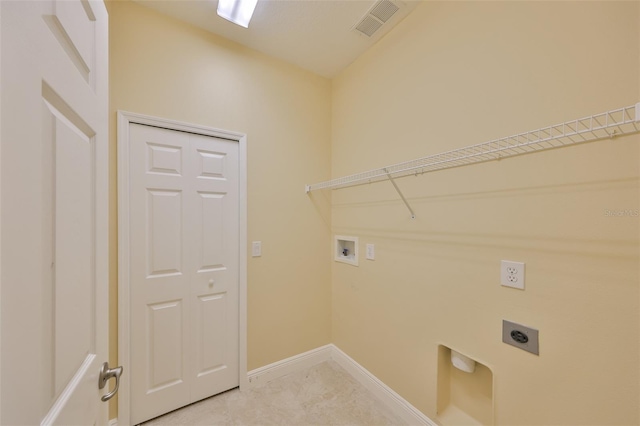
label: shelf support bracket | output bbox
[383,168,416,219]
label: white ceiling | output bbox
[133,0,420,78]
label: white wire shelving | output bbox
[305,103,640,218]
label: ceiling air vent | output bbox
[356,16,383,37]
[354,0,401,37]
[370,0,399,23]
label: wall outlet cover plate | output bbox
[502,320,539,355]
[366,244,375,260]
[252,241,261,257]
[501,260,525,290]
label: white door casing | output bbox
[0,1,109,425]
[118,112,248,425]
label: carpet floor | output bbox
[140,360,405,426]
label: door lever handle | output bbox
[98,361,123,402]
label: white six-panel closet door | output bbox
[129,123,239,424]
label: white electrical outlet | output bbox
[366,244,375,260]
[501,260,525,290]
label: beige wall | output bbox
[331,1,639,425]
[108,0,332,417]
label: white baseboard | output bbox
[108,418,118,426]
[246,344,332,388]
[330,345,436,426]
[245,343,436,426]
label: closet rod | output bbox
[305,103,640,194]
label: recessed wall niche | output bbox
[437,345,494,425]
[334,235,358,266]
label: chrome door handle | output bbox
[98,361,123,402]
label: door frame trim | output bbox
[116,111,248,425]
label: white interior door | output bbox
[0,0,110,425]
[128,123,239,424]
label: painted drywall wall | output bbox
[331,1,639,425]
[108,0,332,418]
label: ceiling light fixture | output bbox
[217,0,258,28]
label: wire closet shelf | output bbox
[305,103,640,195]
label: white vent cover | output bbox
[354,0,401,37]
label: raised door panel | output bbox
[51,0,95,85]
[197,149,226,180]
[195,294,228,377]
[147,189,183,277]
[147,301,184,392]
[195,192,226,273]
[38,88,101,423]
[148,143,182,176]
[51,109,95,399]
